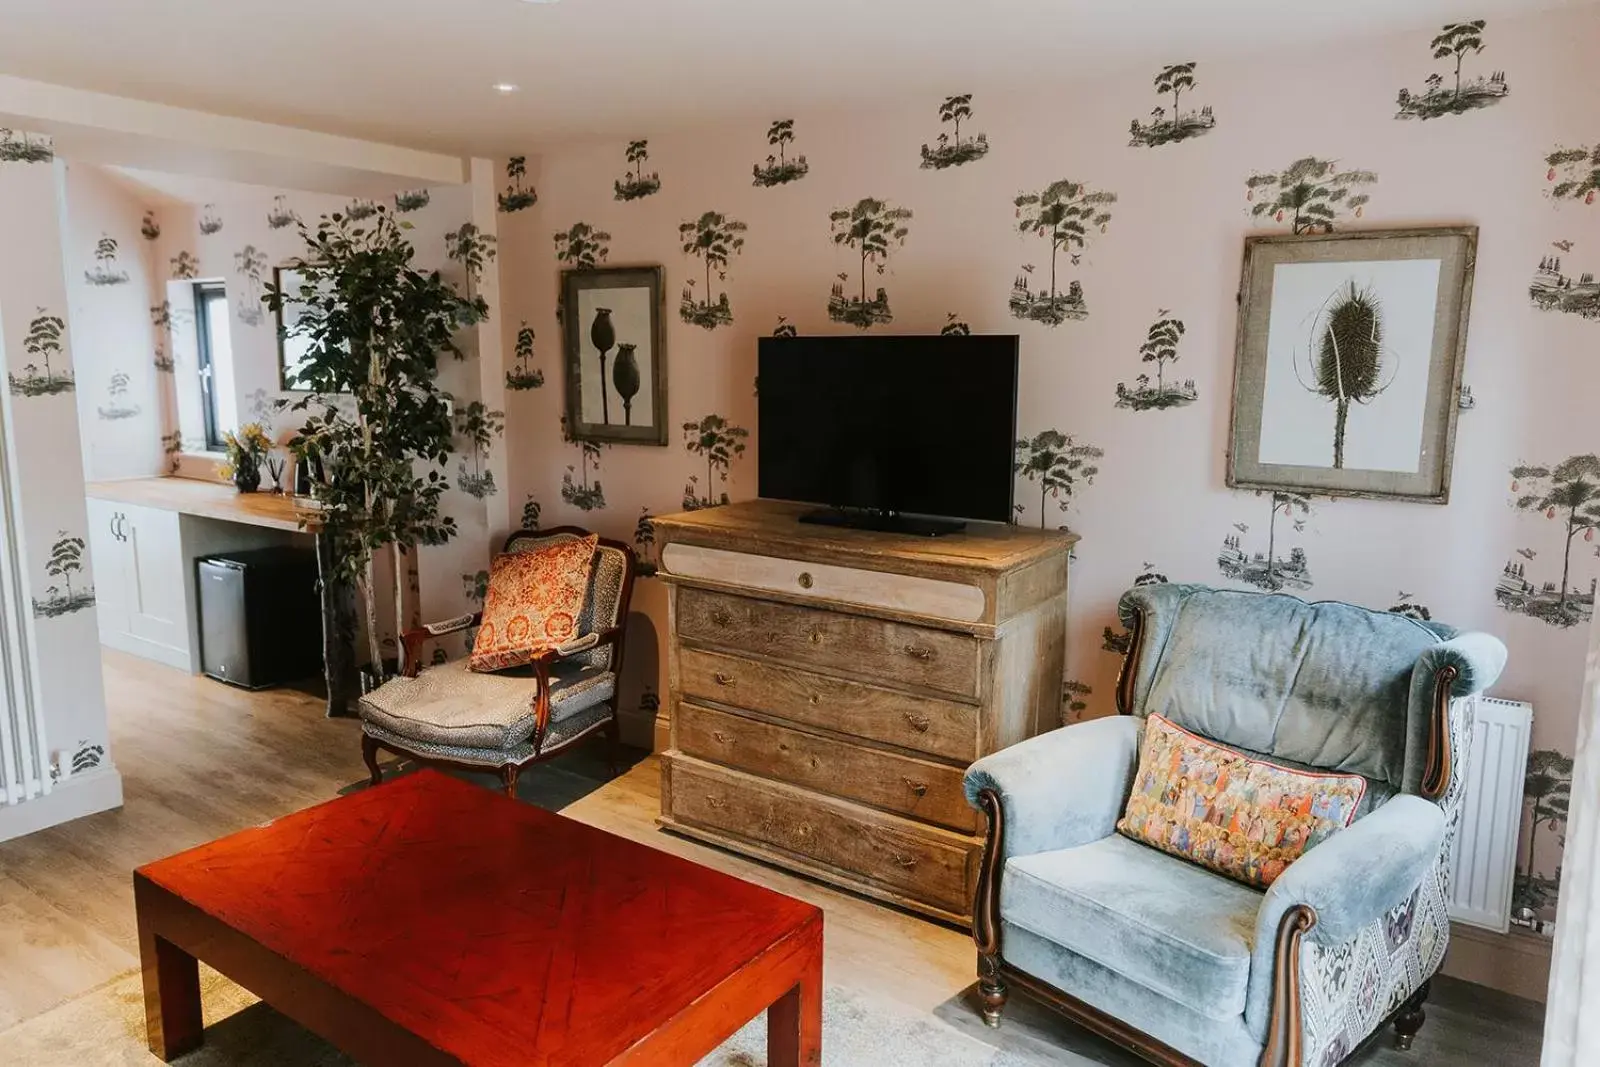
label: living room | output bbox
[0,0,1594,1064]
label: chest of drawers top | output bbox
[651,500,1077,634]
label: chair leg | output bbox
[977,953,1007,1029]
[361,734,383,788]
[500,763,520,800]
[1393,980,1431,1051]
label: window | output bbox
[190,281,235,452]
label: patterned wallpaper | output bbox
[497,8,1600,919]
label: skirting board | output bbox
[1441,921,1551,1003]
[0,765,124,844]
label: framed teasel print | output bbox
[1227,227,1477,503]
[561,266,668,446]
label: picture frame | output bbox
[561,266,668,446]
[1227,227,1477,504]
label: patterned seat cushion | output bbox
[358,657,615,750]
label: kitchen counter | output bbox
[85,477,313,533]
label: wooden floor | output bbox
[0,650,1546,1064]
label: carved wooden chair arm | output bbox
[400,613,483,677]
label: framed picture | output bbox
[561,266,667,445]
[1228,227,1477,503]
[274,266,314,392]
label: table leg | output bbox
[138,927,203,1061]
[766,951,822,1067]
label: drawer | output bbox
[664,755,978,917]
[660,542,986,623]
[678,647,977,763]
[676,587,981,699]
[676,702,978,833]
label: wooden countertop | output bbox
[85,477,315,533]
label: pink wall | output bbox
[498,7,1600,916]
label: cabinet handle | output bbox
[712,671,735,687]
[904,713,931,733]
[903,644,934,662]
[902,777,928,797]
[808,629,823,645]
[808,693,820,706]
[705,794,726,810]
[888,850,919,870]
[709,609,732,627]
[712,730,733,745]
[796,571,814,590]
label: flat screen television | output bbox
[758,334,1019,535]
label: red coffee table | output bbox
[133,769,822,1066]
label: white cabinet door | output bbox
[122,504,187,660]
[84,497,129,643]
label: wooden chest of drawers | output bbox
[654,500,1076,925]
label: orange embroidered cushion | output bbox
[469,535,599,673]
[1117,713,1367,889]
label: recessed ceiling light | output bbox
[493,82,520,94]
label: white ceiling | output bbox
[0,0,1585,156]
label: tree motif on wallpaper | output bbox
[153,343,174,374]
[679,211,748,329]
[634,508,659,577]
[520,495,542,530]
[345,199,380,222]
[266,195,301,230]
[554,222,612,270]
[1218,492,1313,591]
[1010,180,1116,325]
[454,400,504,499]
[70,741,106,775]
[614,140,661,201]
[1545,142,1599,204]
[506,322,545,390]
[7,309,73,397]
[234,245,269,326]
[0,128,53,163]
[161,430,182,474]
[84,235,129,286]
[498,156,538,213]
[1128,63,1215,147]
[97,371,141,421]
[1246,157,1376,235]
[1303,281,1395,469]
[753,119,810,187]
[1115,311,1196,411]
[1388,591,1433,621]
[1515,748,1573,917]
[170,250,199,280]
[560,417,607,511]
[199,204,224,236]
[920,94,990,169]
[446,222,496,284]
[31,531,94,618]
[1499,456,1600,627]
[394,188,431,213]
[683,414,749,511]
[940,313,972,336]
[463,569,490,607]
[772,315,798,338]
[827,197,912,328]
[1013,430,1102,529]
[141,211,161,241]
[1396,21,1508,120]
[1062,680,1092,724]
[1532,247,1600,320]
[1101,564,1170,654]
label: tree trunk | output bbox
[1049,240,1058,300]
[393,544,407,674]
[361,562,382,679]
[1333,398,1350,469]
[706,258,712,305]
[860,250,868,303]
[1040,482,1048,530]
[1560,517,1577,612]
[1267,502,1278,582]
[954,116,961,146]
[1525,814,1542,894]
[1173,88,1181,120]
[707,455,715,506]
[1455,55,1464,99]
[778,141,785,164]
[1157,360,1164,394]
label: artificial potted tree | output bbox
[265,206,488,715]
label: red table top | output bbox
[135,769,820,1066]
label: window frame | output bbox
[192,280,228,452]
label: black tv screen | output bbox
[758,335,1019,524]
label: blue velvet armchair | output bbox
[963,584,1506,1067]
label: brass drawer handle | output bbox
[904,713,931,733]
[712,730,733,745]
[705,795,726,810]
[808,693,820,706]
[710,609,732,626]
[889,851,919,870]
[713,671,735,686]
[902,777,928,797]
[796,571,814,589]
[809,629,823,645]
[903,644,934,662]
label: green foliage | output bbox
[46,532,85,595]
[445,223,496,284]
[1546,144,1600,204]
[1061,679,1092,722]
[454,400,504,499]
[754,119,809,186]
[1014,430,1102,528]
[1247,157,1376,234]
[506,322,544,390]
[554,222,612,270]
[1140,313,1186,385]
[499,156,537,213]
[615,140,661,200]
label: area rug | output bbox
[0,963,1096,1066]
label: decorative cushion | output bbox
[470,534,598,673]
[1117,714,1366,889]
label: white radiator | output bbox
[1447,695,1532,933]
[0,402,49,807]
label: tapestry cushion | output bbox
[1118,714,1366,889]
[470,534,598,673]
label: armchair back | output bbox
[505,527,635,673]
[1114,584,1456,797]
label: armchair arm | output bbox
[1407,631,1507,799]
[1246,795,1446,1041]
[400,613,483,677]
[528,624,627,745]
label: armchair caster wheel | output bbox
[1392,979,1430,1051]
[977,953,1007,1029]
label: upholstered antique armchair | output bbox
[359,527,636,797]
[964,584,1506,1067]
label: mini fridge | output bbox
[197,547,321,689]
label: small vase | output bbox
[232,455,261,493]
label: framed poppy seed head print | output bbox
[1227,227,1477,503]
[561,266,667,446]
